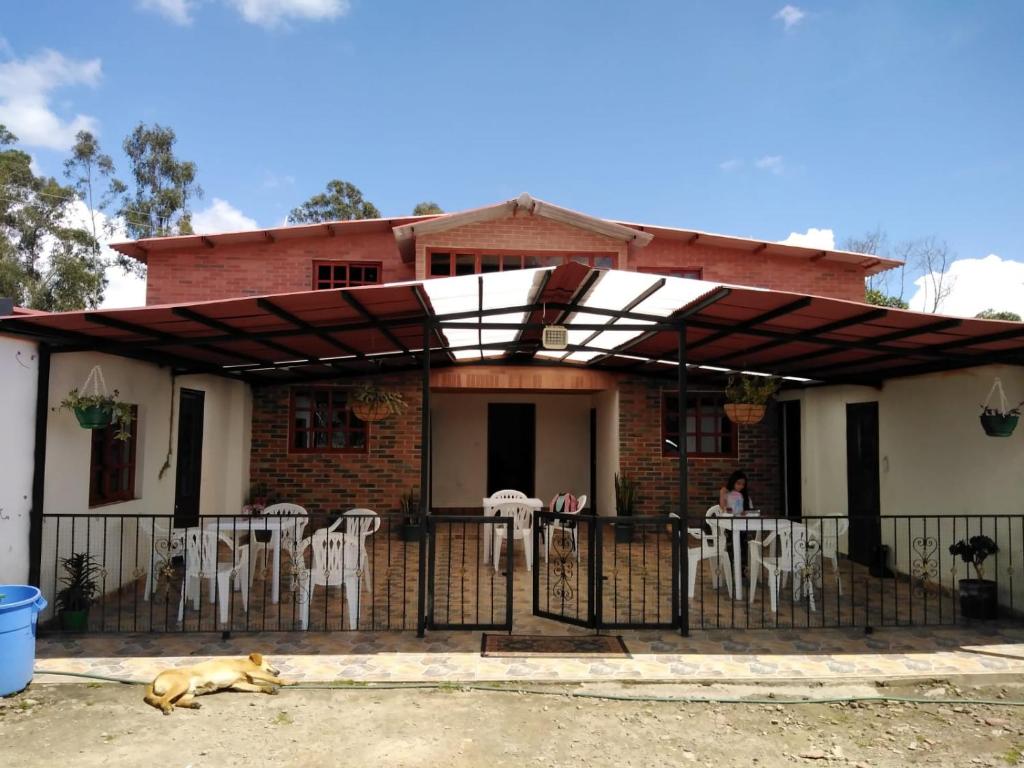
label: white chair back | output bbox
[341,508,381,538]
[262,502,307,516]
[805,517,848,558]
[489,489,527,502]
[183,527,242,577]
[139,517,184,557]
[576,494,587,513]
[306,529,361,586]
[493,500,533,535]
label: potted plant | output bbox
[350,383,408,423]
[57,388,134,437]
[243,481,271,515]
[55,552,102,631]
[949,535,1000,619]
[979,402,1021,438]
[723,374,780,425]
[398,489,424,542]
[613,473,640,544]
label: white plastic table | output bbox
[481,497,544,565]
[713,515,802,601]
[202,516,307,604]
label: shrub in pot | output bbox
[55,552,102,631]
[398,489,424,542]
[350,383,407,423]
[613,473,640,544]
[723,374,780,425]
[57,388,134,437]
[949,535,999,619]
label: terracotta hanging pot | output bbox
[351,401,391,423]
[724,403,767,425]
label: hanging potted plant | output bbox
[979,378,1021,437]
[949,535,999,619]
[723,374,780,425]
[55,552,102,631]
[350,382,407,423]
[56,365,134,438]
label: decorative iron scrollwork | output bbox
[911,535,938,597]
[548,529,576,602]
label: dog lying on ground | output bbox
[144,653,293,714]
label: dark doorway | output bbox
[780,401,802,520]
[173,388,205,528]
[487,403,535,496]
[846,401,880,566]
[589,408,597,514]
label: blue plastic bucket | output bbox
[0,586,48,696]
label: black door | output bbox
[173,389,205,528]
[487,403,535,496]
[846,402,880,565]
[589,408,597,514]
[780,400,802,520]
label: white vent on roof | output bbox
[542,325,568,350]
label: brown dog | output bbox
[143,653,293,714]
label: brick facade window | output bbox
[638,266,703,280]
[662,392,736,458]
[428,249,616,277]
[290,387,368,453]
[89,407,138,507]
[313,261,382,290]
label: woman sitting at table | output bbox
[719,470,755,575]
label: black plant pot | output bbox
[399,521,424,542]
[614,521,634,544]
[980,413,1019,437]
[59,609,89,631]
[959,578,998,620]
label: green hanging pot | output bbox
[980,413,1018,437]
[73,405,113,430]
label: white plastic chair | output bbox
[248,503,308,589]
[340,508,380,590]
[484,490,527,564]
[685,506,734,599]
[492,500,534,572]
[749,523,816,613]
[177,527,249,625]
[804,517,849,594]
[138,517,185,601]
[293,528,363,630]
[544,494,586,563]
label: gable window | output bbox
[89,406,138,507]
[662,392,736,457]
[428,249,616,277]
[290,387,368,453]
[638,266,703,280]
[313,261,382,290]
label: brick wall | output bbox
[617,377,781,520]
[248,373,422,516]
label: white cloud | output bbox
[59,200,147,309]
[192,198,259,233]
[0,50,102,150]
[774,5,806,29]
[779,227,836,250]
[227,0,351,26]
[138,0,194,24]
[908,254,1024,318]
[719,158,742,172]
[755,155,785,175]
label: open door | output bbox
[173,388,205,528]
[846,401,880,566]
[487,403,535,496]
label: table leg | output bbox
[732,527,744,601]
[271,530,281,604]
[483,524,491,565]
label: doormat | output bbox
[481,634,630,658]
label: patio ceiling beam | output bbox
[410,284,453,364]
[82,313,260,367]
[827,352,1024,386]
[709,308,888,364]
[564,276,668,362]
[800,342,1024,380]
[435,321,674,331]
[340,290,417,362]
[685,296,812,352]
[255,298,365,360]
[510,269,554,358]
[171,307,304,365]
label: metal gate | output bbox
[533,513,681,631]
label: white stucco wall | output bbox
[594,389,619,516]
[790,365,1024,604]
[430,392,600,509]
[38,352,252,613]
[0,334,39,585]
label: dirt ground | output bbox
[3,679,1024,767]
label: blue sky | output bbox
[2,0,1023,312]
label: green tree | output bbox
[64,130,121,256]
[864,288,909,309]
[117,123,201,243]
[0,126,106,311]
[412,201,443,215]
[976,309,1021,321]
[288,179,380,223]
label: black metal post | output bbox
[677,324,689,635]
[28,343,50,588]
[416,319,431,637]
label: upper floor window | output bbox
[313,261,382,290]
[638,266,703,280]
[428,249,616,277]
[662,392,736,458]
[290,387,368,453]
[89,406,138,506]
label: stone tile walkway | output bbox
[32,624,1024,687]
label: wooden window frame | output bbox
[427,248,618,277]
[312,260,383,290]
[88,406,138,507]
[662,391,737,458]
[637,266,704,280]
[289,387,369,454]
